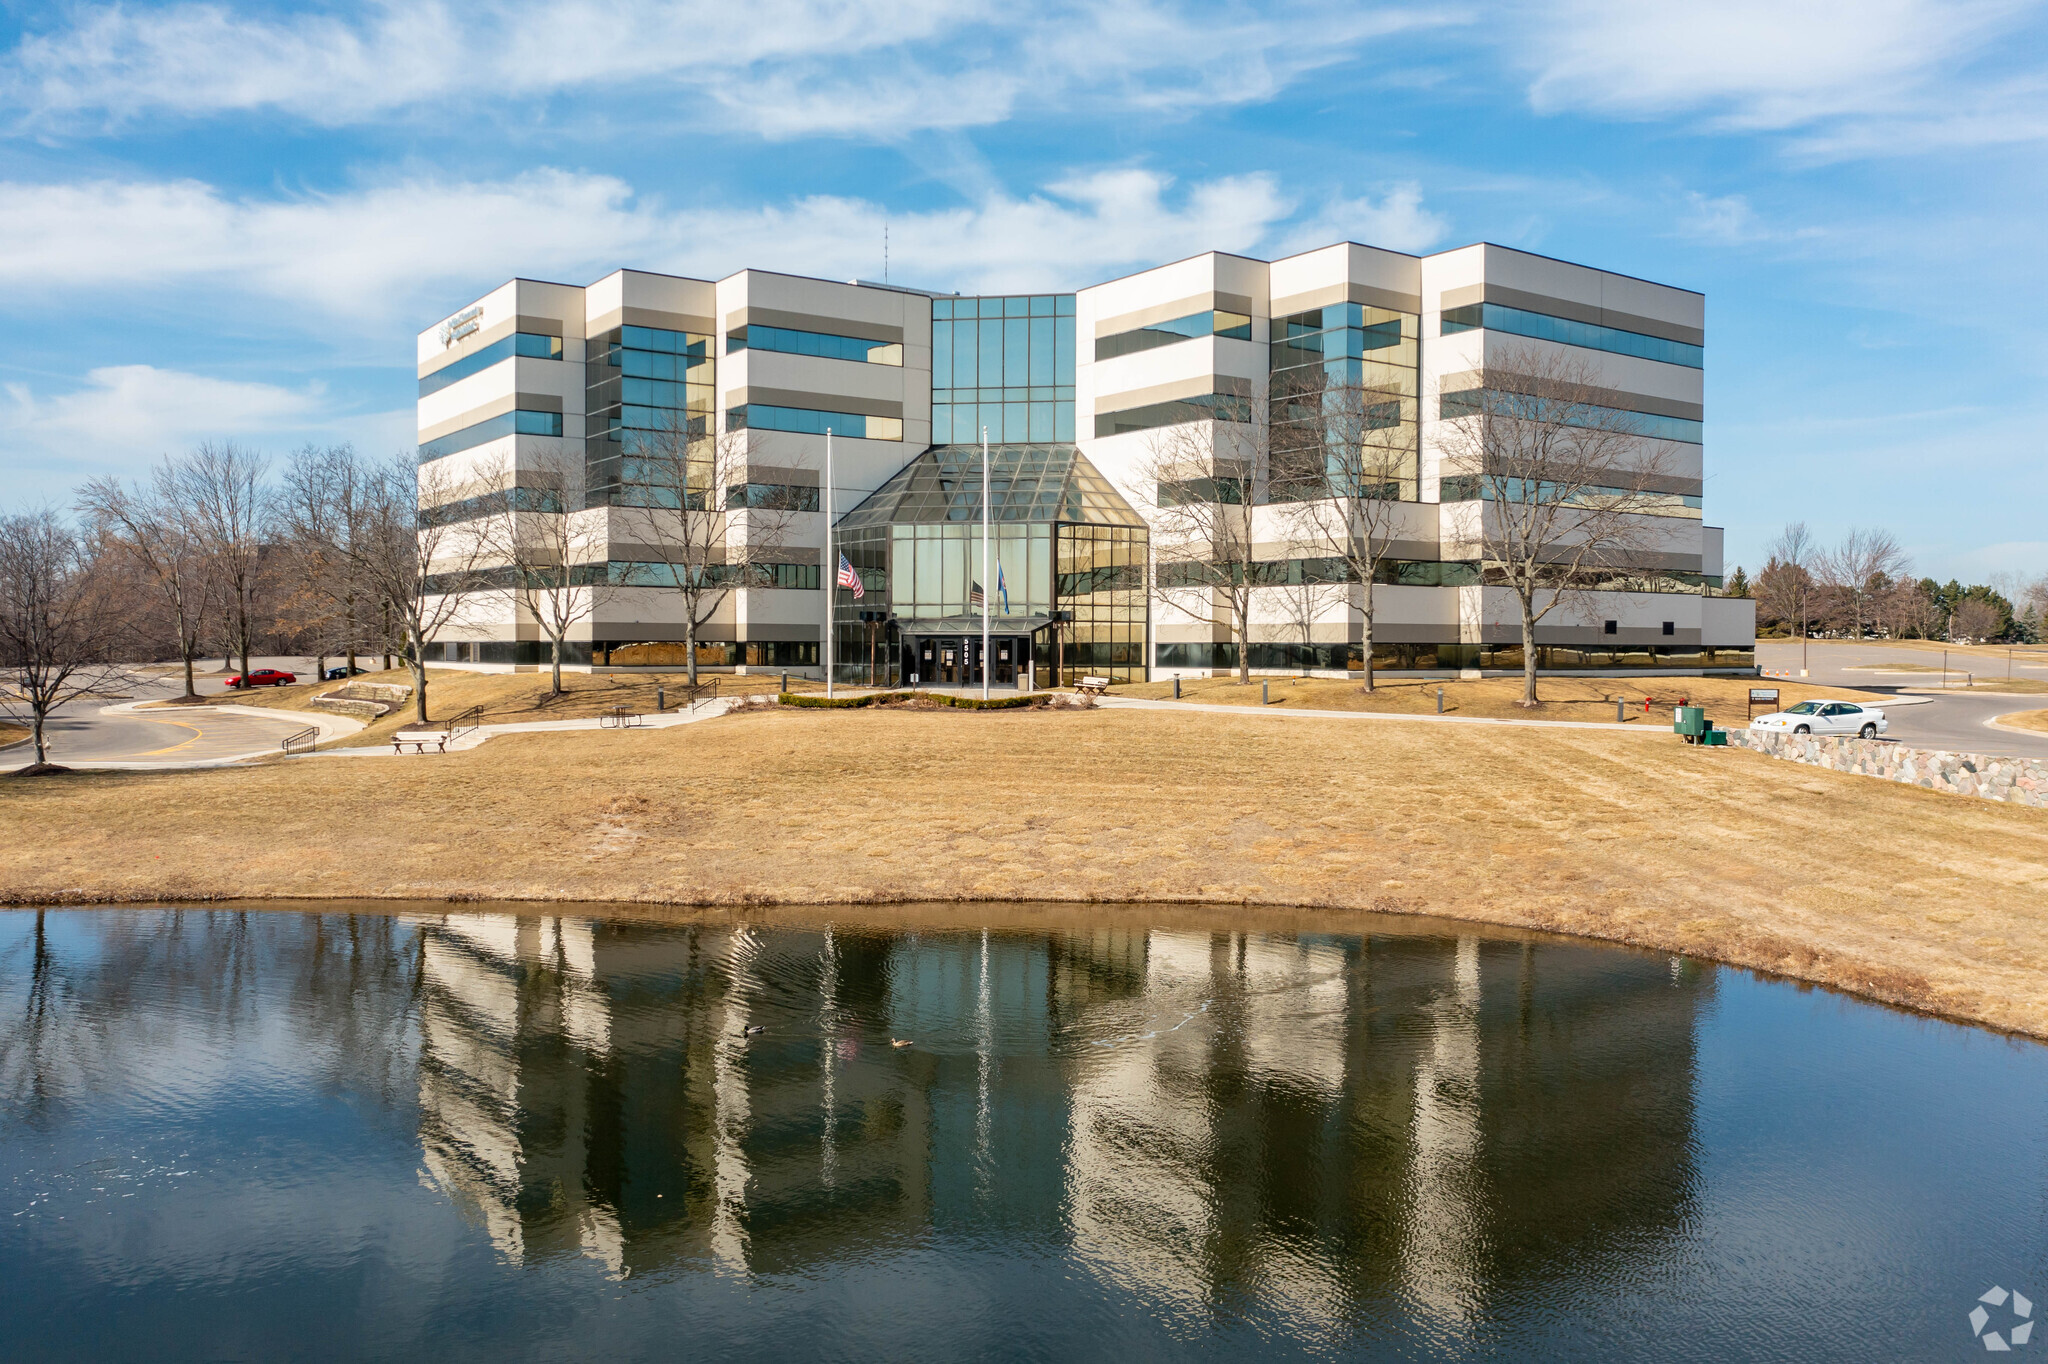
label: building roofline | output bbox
[1427,241,1704,298]
[428,238,1702,335]
[1080,248,1270,294]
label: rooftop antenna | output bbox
[884,221,889,285]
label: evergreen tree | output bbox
[1724,564,1749,598]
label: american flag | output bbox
[837,553,864,598]
[969,580,985,609]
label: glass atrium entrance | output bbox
[907,635,1032,688]
[832,444,1148,688]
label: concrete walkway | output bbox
[1095,695,1664,733]
[300,695,740,759]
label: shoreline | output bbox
[8,707,2047,1041]
[4,883,2034,1044]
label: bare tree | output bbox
[315,454,500,726]
[176,442,270,687]
[0,510,130,767]
[472,444,617,696]
[1951,597,2003,644]
[608,422,795,687]
[1139,388,1264,684]
[1273,372,1417,690]
[1819,527,1910,641]
[77,460,215,698]
[1758,522,1819,643]
[1431,343,1679,706]
[277,444,384,683]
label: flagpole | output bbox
[825,428,834,699]
[981,425,991,700]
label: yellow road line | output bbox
[138,717,205,756]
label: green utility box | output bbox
[1673,706,1707,737]
[1701,727,1728,746]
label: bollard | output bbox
[1436,686,1443,715]
[656,686,665,712]
[1173,677,1181,700]
[1262,680,1269,705]
[780,671,788,694]
[1616,699,1624,723]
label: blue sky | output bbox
[1,0,2043,583]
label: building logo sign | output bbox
[1972,1285,2034,1351]
[439,306,483,348]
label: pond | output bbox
[2,905,2044,1361]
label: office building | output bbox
[414,241,1754,683]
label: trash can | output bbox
[1673,706,1706,738]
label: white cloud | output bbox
[1673,190,1829,246]
[3,0,1458,138]
[1,364,328,480]
[1520,0,2047,155]
[0,165,1410,321]
[1275,182,1450,257]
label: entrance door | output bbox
[992,638,1016,687]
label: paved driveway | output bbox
[1758,641,2048,761]
[2,675,315,770]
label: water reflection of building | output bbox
[411,915,1707,1328]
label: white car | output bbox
[1750,699,1888,738]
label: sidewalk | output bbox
[301,694,740,758]
[1096,695,1662,733]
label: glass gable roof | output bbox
[836,443,1144,530]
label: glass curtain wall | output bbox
[1268,303,1419,502]
[931,296,1076,445]
[831,444,1147,685]
[585,324,715,507]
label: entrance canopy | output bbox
[836,443,1145,532]
[832,444,1149,685]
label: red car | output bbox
[225,668,297,688]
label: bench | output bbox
[392,731,447,754]
[1074,675,1111,696]
[599,706,644,729]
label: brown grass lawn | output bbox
[2000,709,2048,735]
[0,723,27,748]
[160,668,827,749]
[1118,672,1877,731]
[6,705,2048,1036]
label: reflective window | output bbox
[1268,305,1419,503]
[726,325,901,366]
[419,332,562,397]
[416,485,562,526]
[1094,309,1253,361]
[1438,390,1703,444]
[1441,303,1703,368]
[1439,475,1702,519]
[1094,392,1251,437]
[419,409,563,463]
[933,296,1076,445]
[723,482,821,512]
[727,404,903,442]
[585,325,715,506]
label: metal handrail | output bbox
[281,726,318,755]
[443,705,484,741]
[682,678,721,711]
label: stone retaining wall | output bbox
[1728,730,2048,809]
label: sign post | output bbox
[1747,687,1779,722]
